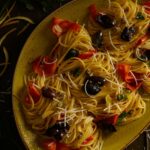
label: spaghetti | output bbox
[21,0,150,150]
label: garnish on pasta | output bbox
[21,1,150,150]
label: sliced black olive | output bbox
[101,123,117,132]
[42,87,56,99]
[143,50,150,60]
[135,48,149,62]
[46,121,70,140]
[84,76,106,95]
[138,55,148,62]
[148,26,150,33]
[96,14,116,28]
[96,121,117,132]
[92,31,103,48]
[65,49,79,60]
[121,27,136,41]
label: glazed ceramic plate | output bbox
[12,0,150,150]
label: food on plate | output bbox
[21,0,150,150]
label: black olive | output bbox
[101,123,117,132]
[46,121,70,140]
[42,87,55,99]
[143,50,150,60]
[84,76,105,95]
[96,120,117,132]
[138,55,148,62]
[136,48,150,62]
[147,26,150,33]
[65,49,79,60]
[96,14,116,28]
[92,31,103,48]
[121,27,135,41]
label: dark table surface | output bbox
[0,0,150,150]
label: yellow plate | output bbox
[12,0,150,150]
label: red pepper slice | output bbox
[88,4,99,19]
[94,115,106,123]
[51,18,80,37]
[40,139,56,150]
[134,35,149,48]
[104,115,119,125]
[28,82,40,103]
[143,2,150,14]
[56,143,70,150]
[126,82,142,91]
[116,64,142,91]
[32,56,57,76]
[143,1,150,6]
[82,136,94,145]
[145,9,150,14]
[116,64,132,82]
[94,115,118,125]
[78,50,96,59]
[88,4,105,20]
[24,95,31,104]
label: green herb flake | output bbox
[137,0,142,4]
[72,68,81,77]
[117,112,128,125]
[116,94,127,101]
[136,12,145,20]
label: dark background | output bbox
[0,0,149,150]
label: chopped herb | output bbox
[72,68,81,76]
[137,0,142,4]
[136,12,145,20]
[116,94,127,101]
[117,112,128,125]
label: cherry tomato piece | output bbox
[40,139,56,150]
[24,95,31,104]
[82,136,94,145]
[32,56,57,76]
[116,64,142,91]
[134,35,148,48]
[78,50,96,59]
[51,18,80,37]
[88,4,99,19]
[28,82,40,103]
[56,143,70,150]
[104,115,119,125]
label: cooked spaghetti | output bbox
[21,0,150,150]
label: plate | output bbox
[12,0,150,150]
